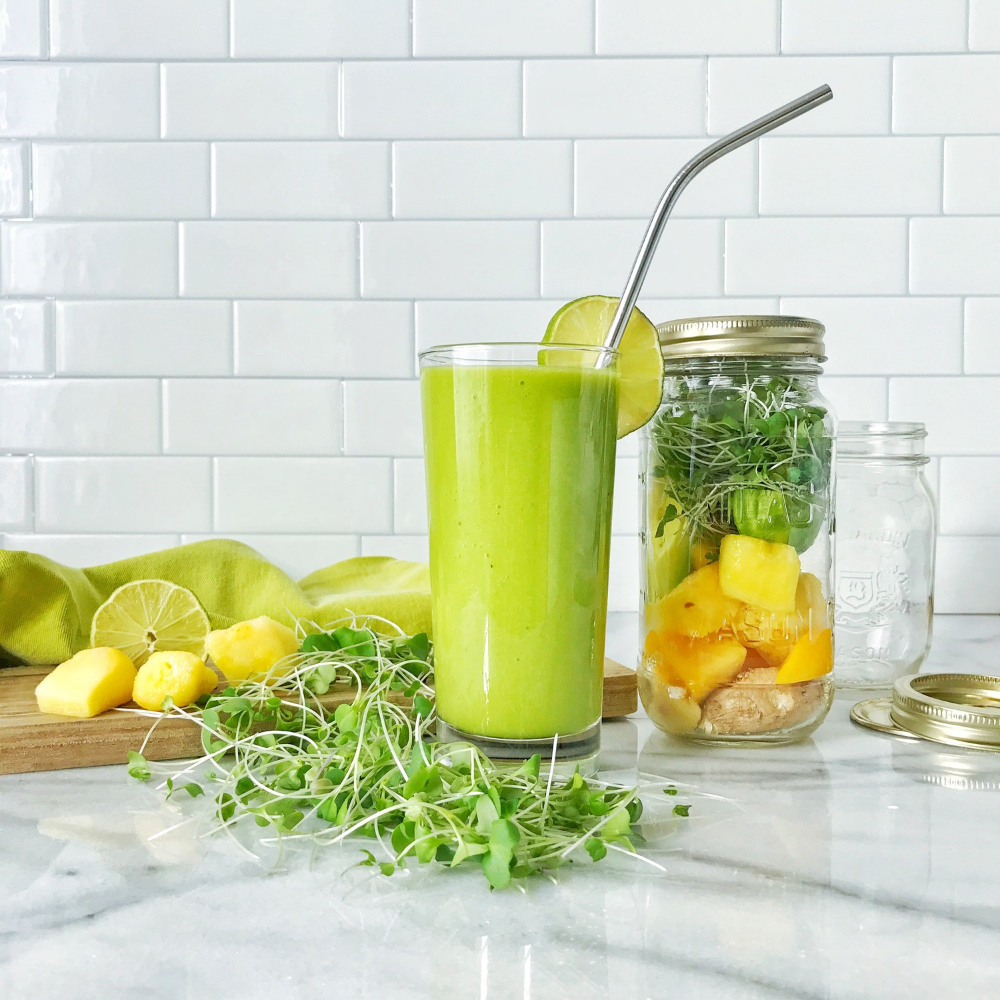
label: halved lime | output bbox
[90,580,210,666]
[543,295,663,438]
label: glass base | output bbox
[436,718,600,772]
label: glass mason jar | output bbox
[638,316,836,745]
[834,422,936,689]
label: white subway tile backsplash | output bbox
[608,536,639,613]
[939,459,1000,534]
[393,141,572,220]
[890,377,1000,454]
[759,137,941,216]
[180,533,359,579]
[162,63,339,140]
[415,300,564,353]
[50,0,228,59]
[343,62,522,139]
[970,0,1000,51]
[344,380,422,456]
[964,299,1000,374]
[235,301,412,378]
[934,537,1000,613]
[231,0,410,59]
[33,143,210,219]
[1,221,177,296]
[0,1,993,612]
[726,218,907,295]
[0,142,29,217]
[0,377,160,453]
[36,457,212,532]
[213,142,389,220]
[361,534,429,562]
[0,63,158,139]
[575,139,755,219]
[524,59,705,138]
[1,300,49,373]
[414,0,593,57]
[180,221,356,298]
[393,458,426,534]
[944,138,1000,214]
[0,456,31,530]
[164,379,341,456]
[709,57,890,135]
[55,300,231,376]
[541,219,722,298]
[597,0,778,56]
[4,533,180,565]
[781,297,962,376]
[910,218,1000,294]
[781,0,966,54]
[0,0,45,58]
[362,221,538,298]
[894,56,1000,134]
[818,377,888,422]
[214,457,392,533]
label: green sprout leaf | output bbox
[126,751,151,781]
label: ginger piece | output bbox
[699,665,824,736]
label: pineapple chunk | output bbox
[719,534,800,613]
[646,563,743,638]
[645,629,748,703]
[205,615,299,682]
[35,648,137,719]
[734,572,829,666]
[132,651,218,712]
[776,628,833,684]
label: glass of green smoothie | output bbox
[419,343,619,764]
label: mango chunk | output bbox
[35,647,137,719]
[646,563,743,638]
[133,651,218,712]
[776,629,833,684]
[734,572,829,666]
[719,534,800,613]
[645,629,748,704]
[205,615,298,682]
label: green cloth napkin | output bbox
[0,539,431,666]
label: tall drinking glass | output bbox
[419,343,619,763]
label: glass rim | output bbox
[419,341,619,365]
[839,420,927,438]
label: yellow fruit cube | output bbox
[35,647,137,718]
[132,651,218,712]
[776,629,833,684]
[646,563,743,638]
[645,629,748,704]
[719,534,800,613]
[205,615,299,682]
[734,572,829,666]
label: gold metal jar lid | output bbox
[656,315,826,361]
[889,674,1000,751]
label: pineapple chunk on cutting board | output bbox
[34,648,137,719]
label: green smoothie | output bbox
[421,356,618,741]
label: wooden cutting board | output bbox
[0,659,637,775]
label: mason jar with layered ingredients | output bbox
[638,316,836,745]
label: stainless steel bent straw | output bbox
[602,84,834,354]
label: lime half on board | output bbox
[543,295,663,438]
[91,579,210,666]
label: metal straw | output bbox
[603,84,834,353]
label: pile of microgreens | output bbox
[650,371,832,546]
[127,615,689,889]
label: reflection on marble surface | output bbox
[2,615,1000,999]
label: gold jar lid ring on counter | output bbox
[656,315,826,361]
[852,673,1000,752]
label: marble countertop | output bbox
[2,614,1000,999]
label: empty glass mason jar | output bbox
[639,316,836,745]
[834,422,936,689]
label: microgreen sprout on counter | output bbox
[127,616,689,890]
